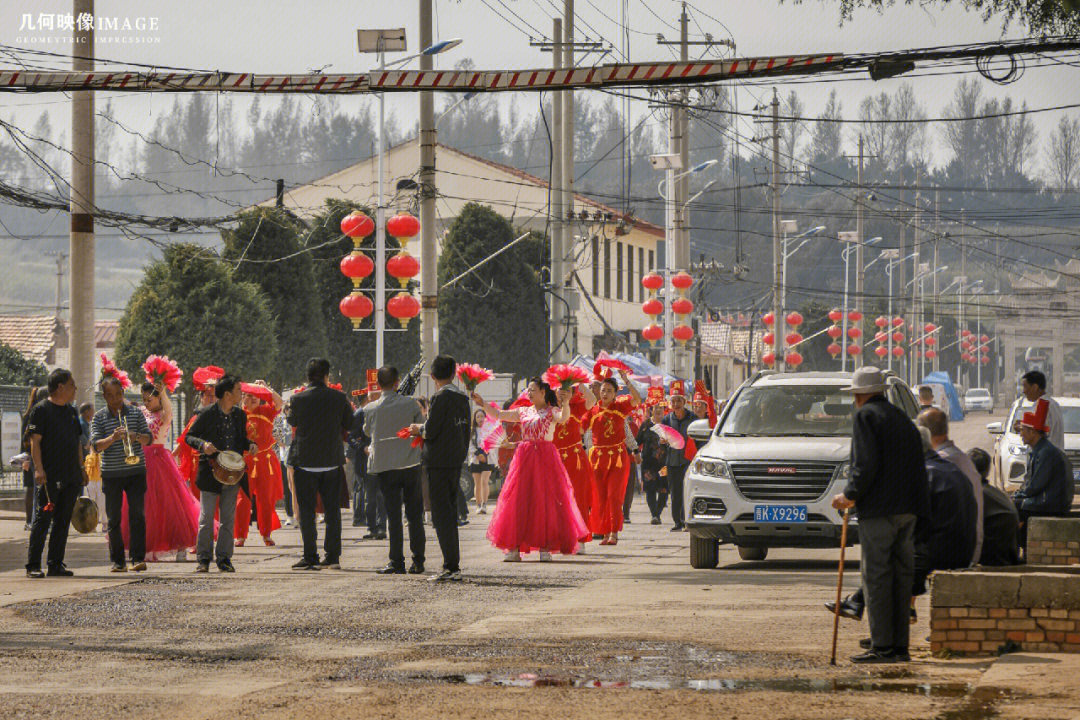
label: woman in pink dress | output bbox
[122,380,201,561]
[474,378,590,562]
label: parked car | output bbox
[683,370,919,568]
[963,388,994,413]
[988,396,1080,491]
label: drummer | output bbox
[184,375,257,574]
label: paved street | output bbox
[1,413,1076,719]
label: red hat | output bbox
[646,386,666,407]
[192,366,225,392]
[669,380,687,399]
[693,391,708,403]
[240,382,273,405]
[1020,397,1051,434]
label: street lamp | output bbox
[838,233,881,371]
[780,223,825,328]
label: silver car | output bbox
[988,397,1080,491]
[684,370,919,568]
[964,388,994,413]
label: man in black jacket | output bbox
[287,358,353,571]
[832,366,929,663]
[410,354,470,582]
[186,376,255,574]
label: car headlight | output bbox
[834,461,852,484]
[1008,443,1028,457]
[693,458,732,480]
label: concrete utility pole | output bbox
[854,135,865,369]
[558,0,574,364]
[932,188,940,373]
[419,0,438,364]
[676,2,689,271]
[69,0,95,405]
[911,178,921,387]
[550,18,565,362]
[771,88,784,373]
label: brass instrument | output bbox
[120,413,140,466]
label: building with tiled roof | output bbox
[0,315,119,370]
[698,319,766,402]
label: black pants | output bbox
[623,464,638,519]
[102,471,147,565]
[427,465,461,572]
[294,467,343,564]
[355,471,386,533]
[667,464,688,528]
[860,514,917,652]
[642,466,668,518]
[279,457,293,517]
[26,480,81,570]
[376,467,425,568]
[456,470,469,521]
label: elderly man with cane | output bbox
[831,367,929,663]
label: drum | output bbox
[211,450,246,486]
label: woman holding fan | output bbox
[473,378,590,562]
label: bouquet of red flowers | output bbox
[100,353,131,389]
[457,363,493,392]
[142,355,183,392]
[543,364,591,392]
[397,426,423,449]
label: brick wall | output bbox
[930,606,1080,655]
[1028,539,1080,566]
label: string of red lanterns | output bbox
[337,210,421,330]
[639,271,696,348]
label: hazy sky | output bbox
[2,0,1078,174]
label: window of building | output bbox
[627,244,635,304]
[637,247,645,303]
[591,235,599,296]
[603,239,611,299]
[616,242,623,300]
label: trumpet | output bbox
[120,414,140,466]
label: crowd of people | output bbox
[18,354,716,580]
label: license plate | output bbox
[754,505,807,523]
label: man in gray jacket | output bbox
[364,366,426,575]
[918,408,983,566]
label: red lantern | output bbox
[980,345,990,354]
[961,341,972,351]
[642,298,664,317]
[874,331,888,344]
[875,346,888,358]
[785,311,804,327]
[785,332,803,346]
[827,325,842,339]
[892,332,905,344]
[672,323,694,346]
[762,351,776,367]
[762,312,775,327]
[763,332,776,347]
[874,316,888,328]
[642,273,664,293]
[893,346,906,358]
[847,343,862,356]
[961,352,972,363]
[924,323,936,333]
[981,356,990,365]
[386,212,420,239]
[387,291,421,329]
[671,272,694,294]
[340,251,374,287]
[980,334,990,344]
[924,349,936,360]
[828,308,843,323]
[925,336,937,346]
[784,352,803,367]
[641,324,663,345]
[848,327,862,339]
[339,291,373,329]
[386,252,420,288]
[672,298,694,316]
[340,211,374,239]
[962,329,973,337]
[827,342,842,358]
[892,317,905,328]
[848,310,863,323]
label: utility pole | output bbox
[419,0,438,364]
[69,0,95,405]
[47,251,67,318]
[854,135,865,369]
[911,178,921,387]
[558,0,574,364]
[676,2,689,272]
[932,188,940,373]
[771,88,784,373]
[550,18,565,363]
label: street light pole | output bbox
[375,46,387,368]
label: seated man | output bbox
[1013,398,1073,550]
[968,448,1020,566]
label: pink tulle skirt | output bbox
[122,444,201,560]
[486,439,591,555]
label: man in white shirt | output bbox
[1019,370,1064,450]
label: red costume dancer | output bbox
[584,366,642,545]
[175,365,224,499]
[552,386,597,529]
[241,382,284,545]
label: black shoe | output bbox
[910,607,918,624]
[46,565,73,577]
[824,596,865,621]
[374,532,387,540]
[651,516,661,525]
[217,560,235,573]
[110,563,127,573]
[376,563,406,575]
[850,649,898,664]
[430,569,461,582]
[362,532,377,540]
[408,562,424,574]
[319,558,341,570]
[457,518,469,526]
[195,562,209,573]
[26,567,44,578]
[859,637,872,650]
[292,559,320,571]
[669,525,683,532]
[891,649,911,662]
[624,516,632,524]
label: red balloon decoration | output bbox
[642,273,664,293]
[672,298,694,316]
[785,311,804,327]
[785,332,803,346]
[848,327,862,339]
[387,292,421,329]
[763,332,776,347]
[339,291,373,329]
[340,211,374,239]
[672,323,695,345]
[641,324,663,345]
[847,343,862,356]
[671,272,694,293]
[848,310,863,323]
[386,212,420,239]
[784,352,804,367]
[340,252,374,287]
[827,342,842,358]
[874,316,888,328]
[827,325,843,339]
[875,346,888,358]
[386,252,420,288]
[893,346,906,358]
[762,312,775,327]
[762,351,776,366]
[828,308,843,323]
[642,298,664,317]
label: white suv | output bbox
[989,396,1080,491]
[684,370,919,568]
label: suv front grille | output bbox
[728,461,839,502]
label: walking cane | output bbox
[829,508,851,666]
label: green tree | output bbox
[437,203,547,378]
[783,0,1080,34]
[0,342,47,386]
[114,243,277,408]
[306,200,420,388]
[221,207,328,387]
